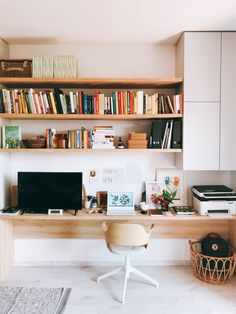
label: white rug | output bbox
[0,286,71,314]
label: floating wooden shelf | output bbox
[0,77,183,88]
[0,148,182,153]
[0,113,183,120]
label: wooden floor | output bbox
[1,266,236,314]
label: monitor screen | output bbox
[18,172,83,210]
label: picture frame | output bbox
[146,180,163,209]
[97,191,108,208]
[107,192,135,215]
[155,169,186,206]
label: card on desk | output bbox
[148,209,163,216]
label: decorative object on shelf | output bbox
[2,125,21,148]
[0,59,32,77]
[117,137,125,149]
[22,136,46,148]
[128,132,147,149]
[151,189,177,211]
[97,191,108,208]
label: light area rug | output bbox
[0,286,71,314]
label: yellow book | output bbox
[20,91,28,114]
[49,92,57,114]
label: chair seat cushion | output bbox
[108,244,146,255]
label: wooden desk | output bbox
[1,210,236,281]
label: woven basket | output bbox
[22,137,46,149]
[189,240,236,284]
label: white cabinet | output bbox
[183,102,220,170]
[177,32,221,170]
[220,33,236,170]
[184,32,221,102]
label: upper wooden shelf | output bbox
[0,77,183,88]
[0,113,183,120]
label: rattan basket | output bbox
[189,240,236,284]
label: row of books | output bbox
[0,88,183,115]
[46,126,115,149]
[32,55,77,78]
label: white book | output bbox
[29,89,37,114]
[167,120,173,149]
[69,91,75,113]
[161,121,169,149]
[137,91,144,114]
[59,94,67,114]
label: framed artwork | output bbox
[155,169,185,206]
[146,180,163,209]
[107,192,134,215]
[97,191,108,208]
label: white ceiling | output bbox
[1,0,236,45]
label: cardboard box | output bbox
[129,132,147,140]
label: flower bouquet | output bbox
[151,189,177,211]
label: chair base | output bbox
[97,256,159,303]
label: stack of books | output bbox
[91,126,115,149]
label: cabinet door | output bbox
[220,32,236,170]
[184,32,221,102]
[183,102,220,170]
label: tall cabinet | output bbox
[220,33,236,170]
[176,32,221,170]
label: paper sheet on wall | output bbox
[101,168,126,184]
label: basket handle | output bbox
[202,233,222,239]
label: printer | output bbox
[191,185,236,215]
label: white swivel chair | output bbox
[97,222,159,303]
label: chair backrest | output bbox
[103,223,152,246]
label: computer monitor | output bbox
[18,172,83,213]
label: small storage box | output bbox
[189,240,236,284]
[0,59,32,77]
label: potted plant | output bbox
[150,189,177,211]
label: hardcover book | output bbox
[2,126,21,149]
[172,206,195,215]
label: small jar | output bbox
[57,134,68,149]
[117,137,125,149]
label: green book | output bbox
[2,126,21,149]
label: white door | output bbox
[184,32,221,102]
[183,102,220,170]
[220,32,236,170]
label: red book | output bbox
[94,90,99,114]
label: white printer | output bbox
[191,185,236,215]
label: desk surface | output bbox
[0,209,236,221]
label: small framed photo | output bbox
[97,191,108,208]
[107,192,134,215]
[146,180,163,209]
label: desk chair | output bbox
[97,222,159,303]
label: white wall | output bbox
[6,43,232,265]
[10,44,175,78]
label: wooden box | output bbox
[129,132,147,140]
[0,59,32,77]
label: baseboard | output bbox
[14,260,191,267]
